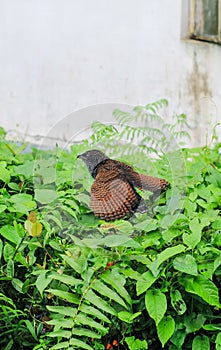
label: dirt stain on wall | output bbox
[187,49,212,144]
[188,50,211,112]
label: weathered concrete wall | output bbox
[0,0,221,146]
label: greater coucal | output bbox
[77,150,169,221]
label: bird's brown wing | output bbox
[90,170,139,221]
[131,173,169,192]
[113,160,169,192]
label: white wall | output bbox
[0,0,221,146]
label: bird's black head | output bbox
[77,149,109,178]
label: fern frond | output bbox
[173,131,191,140]
[84,289,117,316]
[75,314,107,333]
[50,341,72,349]
[72,328,101,338]
[101,269,132,305]
[79,304,111,323]
[91,280,128,308]
[47,306,77,317]
[69,338,94,350]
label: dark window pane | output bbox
[194,0,218,37]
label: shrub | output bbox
[0,101,221,349]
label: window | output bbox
[189,0,221,43]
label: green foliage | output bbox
[0,100,221,349]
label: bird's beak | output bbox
[77,153,86,161]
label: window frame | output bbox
[189,0,221,44]
[181,0,221,45]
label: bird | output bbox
[77,150,169,221]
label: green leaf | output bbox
[75,313,107,332]
[10,193,36,214]
[49,240,63,251]
[60,254,83,274]
[6,260,14,278]
[12,278,24,293]
[84,289,117,316]
[46,306,76,317]
[51,341,69,349]
[216,332,221,349]
[75,193,90,207]
[46,289,80,304]
[196,199,210,209]
[0,225,21,245]
[0,126,6,138]
[122,267,143,281]
[100,234,137,248]
[183,217,202,249]
[125,336,148,350]
[126,253,152,265]
[170,289,186,315]
[0,204,7,213]
[157,247,187,272]
[198,262,214,279]
[0,239,2,260]
[207,170,221,187]
[189,190,198,202]
[148,244,185,276]
[112,220,134,234]
[34,189,57,204]
[72,328,101,339]
[182,275,220,307]
[145,289,167,325]
[3,243,15,261]
[160,214,177,229]
[157,315,175,347]
[162,228,183,243]
[91,280,128,308]
[80,304,111,324]
[8,182,21,191]
[136,270,158,295]
[23,320,38,341]
[192,335,210,350]
[36,273,53,295]
[197,186,211,200]
[173,254,198,276]
[50,273,81,286]
[134,218,158,232]
[184,198,197,218]
[0,161,10,183]
[184,314,206,333]
[47,330,71,338]
[46,318,74,328]
[141,230,161,247]
[4,340,13,350]
[101,269,132,305]
[61,204,78,220]
[118,311,141,323]
[40,166,56,185]
[69,338,94,350]
[13,161,34,178]
[203,323,221,331]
